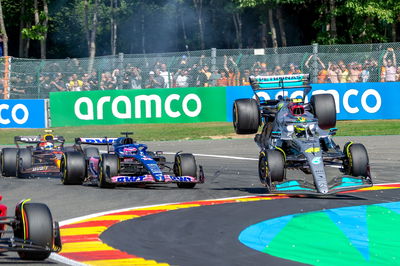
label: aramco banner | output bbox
[50,87,226,127]
[226,82,400,121]
[0,99,47,128]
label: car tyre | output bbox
[310,94,336,130]
[61,152,85,185]
[15,202,53,260]
[174,153,197,189]
[17,148,32,178]
[344,142,370,178]
[99,154,118,188]
[2,148,18,177]
[233,98,260,134]
[259,150,285,191]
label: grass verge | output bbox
[0,120,398,145]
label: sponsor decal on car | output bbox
[146,163,162,174]
[79,138,117,144]
[31,166,49,171]
[311,157,322,164]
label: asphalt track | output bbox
[0,135,399,265]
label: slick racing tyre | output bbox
[233,98,260,134]
[16,148,32,178]
[259,150,285,190]
[1,148,18,177]
[14,202,53,260]
[344,142,370,178]
[310,94,336,130]
[99,154,118,189]
[84,147,100,158]
[61,152,86,185]
[174,153,197,189]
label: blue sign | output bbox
[226,82,400,121]
[0,99,46,128]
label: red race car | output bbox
[0,196,61,260]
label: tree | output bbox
[193,0,205,50]
[21,0,49,58]
[84,0,99,72]
[0,0,8,56]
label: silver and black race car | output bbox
[233,74,372,195]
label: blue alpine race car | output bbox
[60,132,204,189]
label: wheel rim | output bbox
[259,155,271,188]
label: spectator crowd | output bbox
[1,47,400,99]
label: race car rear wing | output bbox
[14,135,65,147]
[250,74,311,92]
[75,137,118,145]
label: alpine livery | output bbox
[61,132,205,189]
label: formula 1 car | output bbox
[0,196,61,260]
[60,132,205,189]
[1,131,72,178]
[233,74,372,195]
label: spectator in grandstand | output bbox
[111,68,123,89]
[67,73,83,91]
[396,67,400,81]
[252,68,261,77]
[39,75,51,96]
[360,62,370,82]
[101,72,117,90]
[208,69,221,87]
[145,70,164,88]
[174,69,189,88]
[287,63,301,75]
[305,54,329,83]
[217,71,229,86]
[224,55,240,86]
[88,70,99,89]
[159,63,172,88]
[338,62,349,83]
[259,63,268,75]
[348,62,362,83]
[383,48,397,82]
[240,69,251,85]
[123,66,142,89]
[199,65,211,87]
[369,59,379,82]
[187,64,200,87]
[273,65,285,76]
[81,73,92,91]
[327,62,339,83]
[49,74,66,92]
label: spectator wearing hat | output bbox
[174,69,189,88]
[145,70,164,88]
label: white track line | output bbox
[164,152,258,161]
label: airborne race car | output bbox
[60,132,205,189]
[1,132,70,178]
[233,74,372,195]
[0,197,61,260]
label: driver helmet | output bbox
[288,102,305,116]
[40,142,54,150]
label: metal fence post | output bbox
[118,53,124,89]
[211,48,217,72]
[312,43,319,83]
